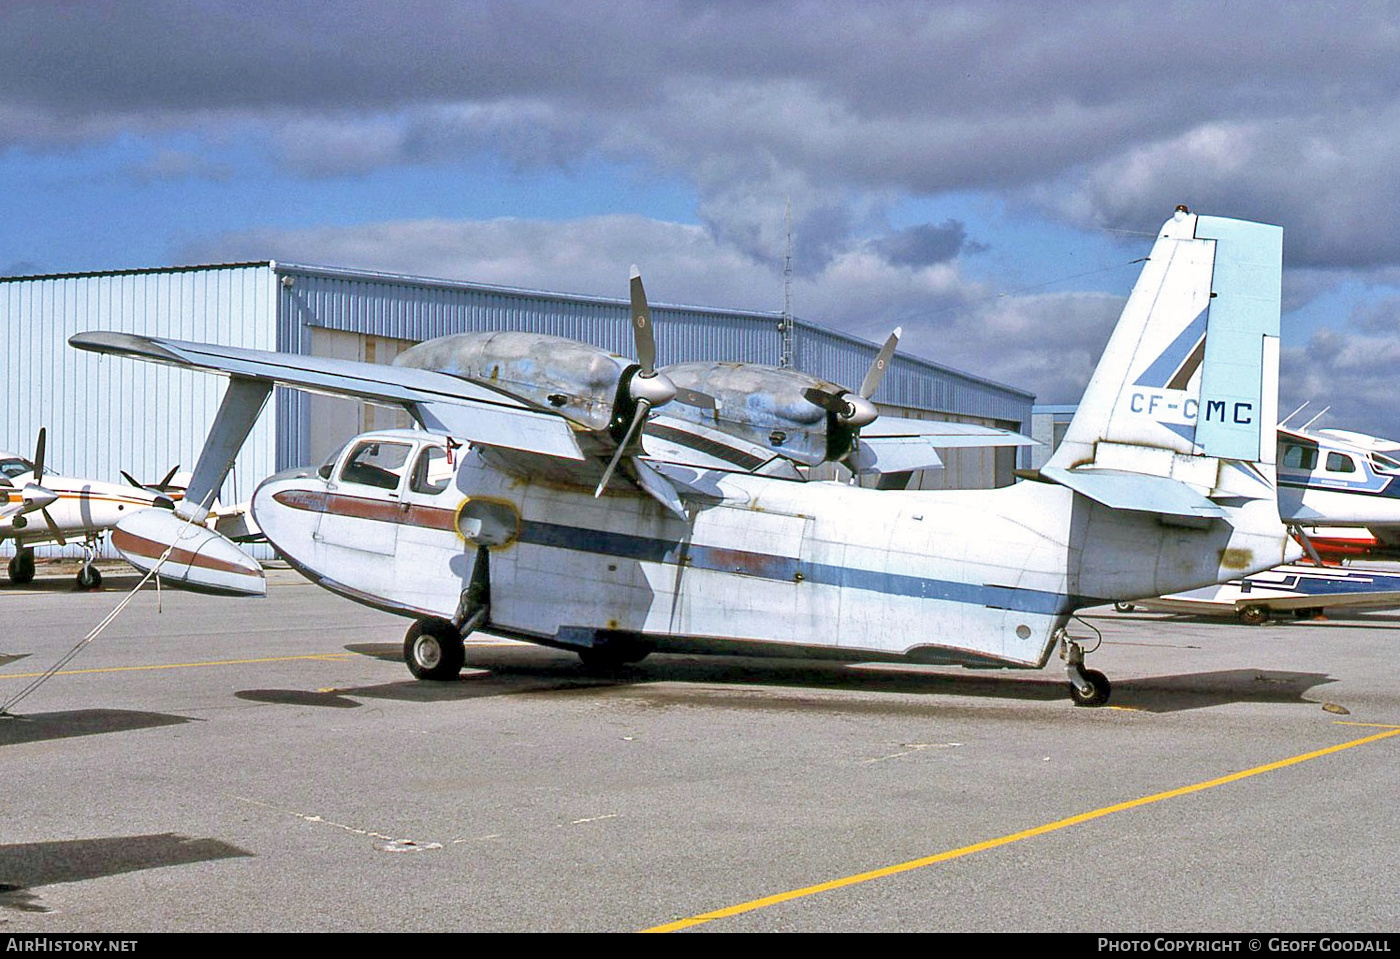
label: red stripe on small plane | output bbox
[111,528,258,577]
[272,490,458,532]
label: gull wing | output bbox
[70,331,583,461]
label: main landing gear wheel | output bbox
[1113,601,1136,613]
[1238,604,1270,626]
[7,549,35,586]
[404,617,465,681]
[76,565,102,590]
[1069,668,1112,708]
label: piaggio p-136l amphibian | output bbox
[71,207,1298,706]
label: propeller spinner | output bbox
[801,326,899,429]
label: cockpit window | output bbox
[0,457,34,480]
[1373,453,1400,472]
[338,441,412,490]
[1281,444,1317,470]
[409,446,453,494]
[1326,451,1357,474]
[317,441,351,479]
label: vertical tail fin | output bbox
[1047,208,1282,496]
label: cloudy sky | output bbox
[4,0,1399,437]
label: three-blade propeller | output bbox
[802,326,900,428]
[595,268,680,497]
[12,429,67,545]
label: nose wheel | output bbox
[7,548,35,586]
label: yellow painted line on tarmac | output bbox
[0,653,360,680]
[640,727,1400,933]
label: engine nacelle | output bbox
[660,362,856,467]
[395,331,632,432]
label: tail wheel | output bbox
[404,618,465,681]
[1070,668,1112,708]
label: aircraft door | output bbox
[315,438,412,556]
[394,443,481,615]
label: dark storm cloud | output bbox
[870,221,981,268]
[9,1,1400,420]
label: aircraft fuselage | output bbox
[252,429,1296,669]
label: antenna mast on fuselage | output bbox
[780,197,794,369]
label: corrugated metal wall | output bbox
[273,262,1033,468]
[1,264,279,558]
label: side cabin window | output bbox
[410,446,453,495]
[339,441,412,491]
[1325,451,1357,474]
[1281,444,1317,470]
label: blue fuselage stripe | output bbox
[518,519,1085,616]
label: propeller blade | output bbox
[629,266,656,374]
[32,427,46,482]
[595,399,652,498]
[673,386,718,410]
[158,465,180,490]
[121,469,144,489]
[40,507,66,546]
[803,386,851,416]
[859,327,901,399]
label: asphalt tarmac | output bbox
[2,562,1397,933]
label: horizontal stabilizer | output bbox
[847,436,944,475]
[70,331,584,462]
[1040,466,1227,520]
[861,417,1037,447]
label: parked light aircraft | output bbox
[1110,420,1400,623]
[70,207,1298,706]
[1277,421,1400,559]
[0,429,186,589]
[1115,562,1400,624]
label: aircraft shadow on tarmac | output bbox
[231,643,1337,716]
[0,833,251,914]
[0,570,148,594]
[0,709,195,747]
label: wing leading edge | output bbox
[70,331,584,462]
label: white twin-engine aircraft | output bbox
[70,207,1298,706]
[1,429,184,589]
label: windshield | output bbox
[0,457,34,480]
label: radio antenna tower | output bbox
[780,197,795,369]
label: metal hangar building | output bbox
[2,261,1035,552]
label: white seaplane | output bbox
[70,207,1298,706]
[1,429,184,589]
